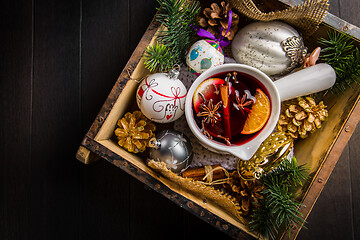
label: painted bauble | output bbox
[149,130,193,174]
[136,69,187,123]
[186,39,224,76]
[231,21,307,76]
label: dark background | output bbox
[1,0,359,239]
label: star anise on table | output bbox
[233,90,254,114]
[197,99,222,126]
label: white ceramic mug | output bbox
[184,63,336,160]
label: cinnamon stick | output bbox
[220,81,231,141]
[181,165,225,181]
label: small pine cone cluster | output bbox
[115,111,156,153]
[277,97,328,139]
[223,171,264,216]
[199,1,239,41]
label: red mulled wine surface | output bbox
[193,71,271,145]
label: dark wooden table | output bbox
[1,0,359,239]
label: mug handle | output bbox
[274,63,336,101]
[227,141,263,160]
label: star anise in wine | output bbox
[197,99,222,126]
[233,90,254,114]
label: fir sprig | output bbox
[142,0,200,72]
[155,0,201,62]
[249,157,309,239]
[249,205,277,240]
[319,31,360,94]
[143,43,177,73]
[270,157,308,186]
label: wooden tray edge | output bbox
[283,97,360,240]
[75,1,360,238]
[85,16,161,140]
[80,135,258,240]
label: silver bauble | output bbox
[149,130,193,174]
[231,21,307,76]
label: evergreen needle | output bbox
[319,30,360,94]
[143,0,200,72]
[143,43,176,73]
[156,0,200,62]
[250,157,308,240]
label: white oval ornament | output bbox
[136,69,187,123]
[186,39,224,75]
[231,21,307,76]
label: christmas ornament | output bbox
[199,1,239,41]
[148,130,193,174]
[136,68,187,123]
[186,39,224,75]
[223,171,264,216]
[114,111,156,153]
[277,96,328,139]
[186,7,235,75]
[237,132,293,180]
[231,21,307,76]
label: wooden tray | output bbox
[76,0,360,239]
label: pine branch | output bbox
[263,180,304,228]
[156,0,201,62]
[249,204,277,240]
[319,30,360,94]
[143,0,200,72]
[249,157,308,239]
[270,157,308,186]
[143,43,177,73]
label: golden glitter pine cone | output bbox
[114,111,156,153]
[223,171,264,216]
[199,1,239,40]
[277,97,328,139]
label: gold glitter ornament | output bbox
[237,132,293,180]
[114,111,156,153]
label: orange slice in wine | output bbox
[193,78,225,113]
[241,89,270,135]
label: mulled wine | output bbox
[192,71,271,145]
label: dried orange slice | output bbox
[241,89,270,134]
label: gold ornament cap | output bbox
[237,132,293,180]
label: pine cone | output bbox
[223,171,264,216]
[199,2,239,41]
[114,111,156,153]
[277,97,328,140]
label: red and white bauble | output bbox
[136,69,187,123]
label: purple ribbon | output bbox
[196,10,233,48]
